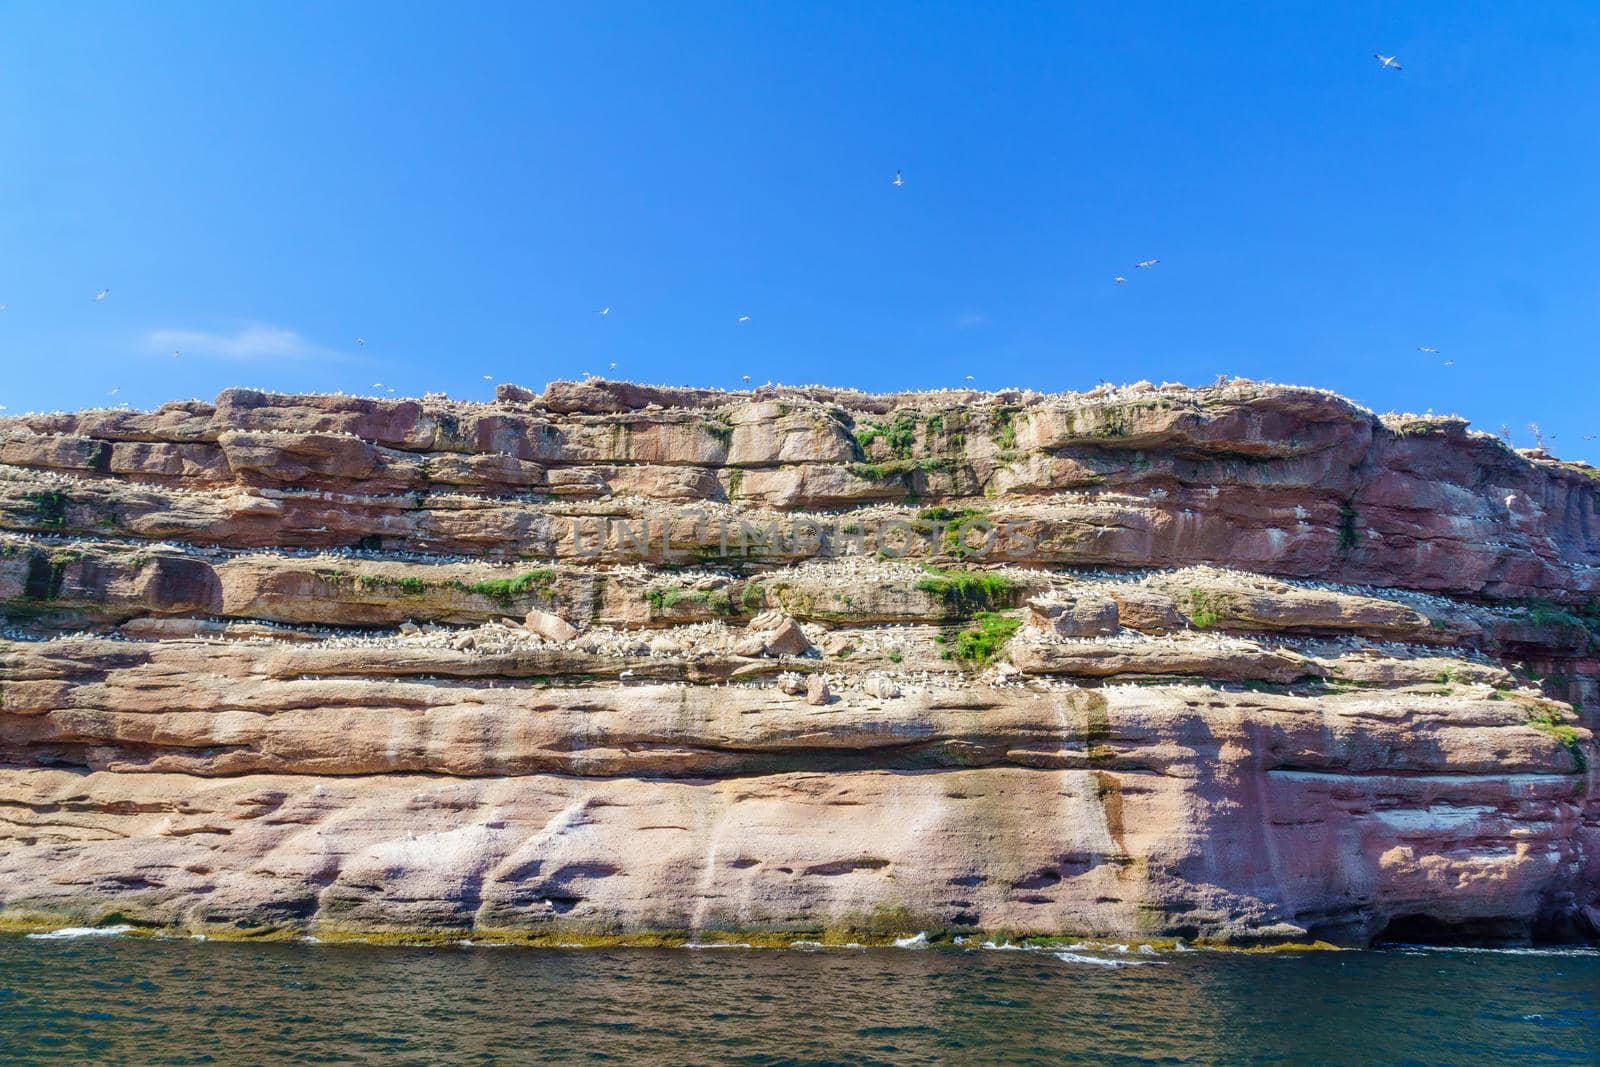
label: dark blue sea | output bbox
[1,933,1596,1064]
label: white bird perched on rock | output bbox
[1417,346,1439,354]
[1375,53,1401,71]
[93,288,110,301]
[892,170,904,187]
[1135,259,1159,269]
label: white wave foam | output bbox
[1387,944,1600,958]
[683,942,753,949]
[1054,951,1132,967]
[27,925,132,940]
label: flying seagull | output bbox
[1375,54,1402,71]
[737,315,751,323]
[173,350,180,359]
[1135,259,1159,269]
[964,375,975,381]
[1114,276,1126,285]
[355,337,366,347]
[1442,360,1454,367]
[741,374,752,383]
[1584,434,1596,441]
[93,289,110,301]
[892,170,904,187]
[483,375,493,380]
[598,307,610,316]
[1417,346,1439,354]
[106,387,119,397]
[609,361,617,370]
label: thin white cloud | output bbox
[144,323,337,361]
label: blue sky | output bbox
[1,2,1596,459]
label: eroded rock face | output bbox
[0,378,1595,946]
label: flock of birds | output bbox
[5,51,1587,449]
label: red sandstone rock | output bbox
[0,378,1594,947]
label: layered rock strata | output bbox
[0,378,1595,945]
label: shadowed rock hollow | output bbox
[0,377,1595,946]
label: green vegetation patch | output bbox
[464,569,556,604]
[1185,588,1235,629]
[856,411,919,459]
[23,490,69,529]
[1337,502,1360,552]
[1527,704,1588,771]
[915,566,1020,613]
[936,610,1021,667]
[1388,420,1449,439]
[918,506,991,558]
[645,586,735,615]
[992,408,1018,451]
[356,574,429,596]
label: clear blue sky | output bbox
[1,1,1596,459]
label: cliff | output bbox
[0,377,1595,946]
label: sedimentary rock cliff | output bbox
[1,377,1595,945]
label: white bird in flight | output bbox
[106,387,119,396]
[1135,259,1159,269]
[1442,360,1455,367]
[355,337,366,347]
[892,170,904,187]
[1417,346,1439,354]
[1375,54,1402,71]
[737,315,751,323]
[483,375,493,380]
[1114,276,1126,285]
[609,361,617,370]
[598,307,610,316]
[93,288,110,301]
[964,375,974,381]
[741,374,752,383]
[172,350,180,359]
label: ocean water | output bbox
[0,935,1595,1064]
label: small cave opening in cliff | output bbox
[1373,913,1531,947]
